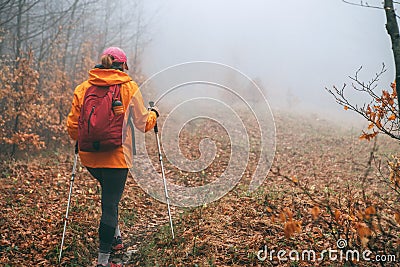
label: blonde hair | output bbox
[101,54,114,68]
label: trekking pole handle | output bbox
[149,101,158,133]
[74,141,78,154]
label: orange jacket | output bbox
[66,68,157,168]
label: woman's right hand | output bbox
[149,105,160,117]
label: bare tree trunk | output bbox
[132,17,140,73]
[62,0,79,70]
[11,0,25,156]
[15,0,24,60]
[384,0,400,115]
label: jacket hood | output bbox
[88,68,132,86]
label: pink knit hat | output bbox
[101,47,129,69]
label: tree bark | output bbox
[384,0,400,115]
[62,0,79,70]
[15,0,24,60]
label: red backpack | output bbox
[78,84,124,152]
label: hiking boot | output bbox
[96,263,122,267]
[111,236,124,251]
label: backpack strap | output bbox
[110,84,122,103]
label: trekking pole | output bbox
[58,142,79,263]
[149,101,175,239]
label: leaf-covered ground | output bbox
[1,112,400,266]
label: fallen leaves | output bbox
[310,206,321,220]
[1,113,400,266]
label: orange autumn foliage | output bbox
[395,213,400,225]
[389,156,400,188]
[284,220,302,238]
[364,206,376,220]
[278,207,302,238]
[355,222,372,247]
[360,82,398,141]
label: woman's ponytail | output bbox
[101,54,113,68]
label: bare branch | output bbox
[0,0,41,28]
[342,0,384,9]
[325,64,400,141]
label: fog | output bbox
[137,0,394,125]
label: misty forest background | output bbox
[0,0,150,157]
[1,0,400,266]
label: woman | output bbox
[66,47,158,267]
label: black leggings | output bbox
[87,167,128,253]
